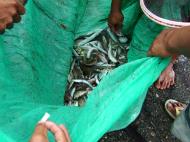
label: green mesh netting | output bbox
[0,0,170,141]
[145,0,190,22]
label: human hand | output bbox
[0,0,25,33]
[148,29,176,58]
[30,121,71,142]
[108,10,124,32]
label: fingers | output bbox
[0,14,13,29]
[15,0,25,15]
[8,0,25,15]
[148,38,160,57]
[45,121,70,142]
[148,29,174,57]
[0,25,5,33]
[0,0,25,33]
[13,13,21,22]
[108,22,122,33]
[59,125,71,142]
[108,11,123,33]
[29,123,48,142]
[114,23,122,33]
[6,17,14,29]
[30,121,71,142]
[2,0,25,14]
[8,7,21,23]
[33,123,48,136]
[108,23,115,33]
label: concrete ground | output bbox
[100,56,190,142]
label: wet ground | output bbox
[100,56,190,142]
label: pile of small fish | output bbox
[64,27,129,106]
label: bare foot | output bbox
[165,100,186,119]
[155,62,175,90]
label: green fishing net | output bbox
[144,0,190,22]
[0,0,170,141]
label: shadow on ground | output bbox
[100,56,190,142]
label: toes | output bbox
[156,66,176,90]
[156,76,164,89]
[161,80,167,90]
[166,102,176,116]
[167,103,174,111]
[155,81,161,89]
[166,81,171,89]
[171,76,175,86]
[166,103,172,110]
[178,103,183,107]
[170,80,175,86]
[166,78,175,89]
[160,73,175,90]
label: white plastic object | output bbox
[39,112,50,123]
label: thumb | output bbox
[147,49,152,57]
[147,44,155,57]
[30,123,48,142]
[147,39,163,57]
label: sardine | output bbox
[72,79,94,89]
[87,48,98,59]
[70,87,76,98]
[79,30,103,46]
[74,90,88,99]
[107,27,118,43]
[108,41,117,63]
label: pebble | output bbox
[151,132,156,137]
[155,93,159,98]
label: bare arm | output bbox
[165,26,190,57]
[110,0,122,13]
[108,0,123,32]
[148,26,190,58]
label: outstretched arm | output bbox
[148,26,190,58]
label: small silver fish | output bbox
[108,41,117,63]
[74,90,88,99]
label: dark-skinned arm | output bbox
[166,26,190,57]
[108,0,124,32]
[111,0,122,12]
[148,26,190,58]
